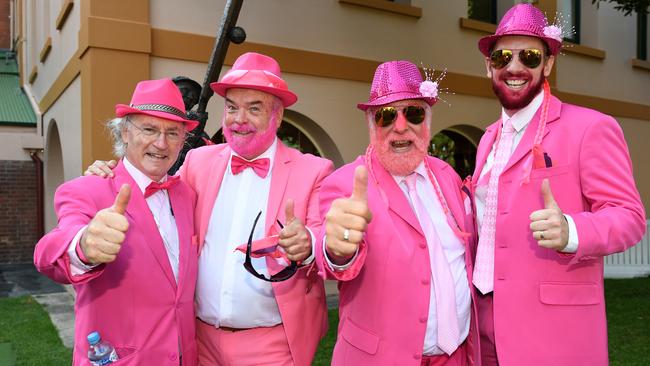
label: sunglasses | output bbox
[489,48,543,70]
[374,106,426,128]
[243,211,297,282]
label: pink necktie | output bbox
[231,155,270,178]
[405,174,459,355]
[473,119,515,294]
[144,176,180,198]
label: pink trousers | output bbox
[476,292,499,366]
[421,341,468,366]
[196,319,293,366]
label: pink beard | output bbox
[222,114,279,159]
[372,128,430,176]
[492,71,545,111]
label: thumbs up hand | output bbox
[278,199,312,262]
[325,166,373,265]
[529,179,569,250]
[79,184,131,264]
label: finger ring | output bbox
[343,229,350,242]
[540,231,545,240]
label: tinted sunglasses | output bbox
[243,211,297,282]
[489,48,543,70]
[374,106,426,128]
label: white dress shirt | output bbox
[397,163,471,355]
[68,158,181,281]
[196,138,288,329]
[475,91,578,253]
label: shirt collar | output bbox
[392,161,427,186]
[228,137,278,174]
[123,157,167,195]
[500,91,544,133]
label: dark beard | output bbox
[493,74,545,111]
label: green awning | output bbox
[0,50,37,126]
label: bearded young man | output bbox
[469,4,646,366]
[86,53,333,366]
[316,60,480,366]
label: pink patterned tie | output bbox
[473,118,515,294]
[405,174,459,355]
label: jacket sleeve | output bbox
[569,115,647,263]
[33,181,107,284]
[315,167,368,281]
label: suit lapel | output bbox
[112,162,177,290]
[265,142,291,276]
[427,157,466,234]
[168,183,191,292]
[502,95,562,175]
[198,147,230,248]
[472,122,499,183]
[370,151,423,236]
[266,142,291,232]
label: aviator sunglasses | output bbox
[374,106,426,128]
[489,48,543,70]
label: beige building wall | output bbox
[12,0,650,216]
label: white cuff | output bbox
[560,214,579,253]
[323,236,358,271]
[301,226,316,265]
[67,225,99,275]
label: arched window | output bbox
[429,125,483,179]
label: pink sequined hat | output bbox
[210,52,298,107]
[478,3,563,57]
[357,60,437,111]
[115,79,199,131]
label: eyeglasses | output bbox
[489,48,543,70]
[243,211,297,282]
[374,106,426,127]
[127,118,186,143]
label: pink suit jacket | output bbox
[471,95,646,365]
[316,154,480,366]
[178,141,334,366]
[34,160,199,366]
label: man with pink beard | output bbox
[86,52,333,366]
[470,4,645,365]
[316,60,480,365]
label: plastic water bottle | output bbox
[87,331,119,365]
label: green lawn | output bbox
[0,277,648,365]
[0,296,72,365]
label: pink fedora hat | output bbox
[357,60,437,111]
[115,79,199,130]
[210,52,298,107]
[478,3,562,57]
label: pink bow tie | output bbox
[231,155,270,178]
[144,176,180,198]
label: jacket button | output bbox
[420,316,427,323]
[413,353,421,359]
[419,242,427,249]
[421,278,430,285]
[169,352,177,361]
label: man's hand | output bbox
[324,166,372,265]
[79,184,131,264]
[84,160,118,178]
[278,199,312,262]
[529,179,569,250]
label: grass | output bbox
[0,277,647,365]
[0,296,72,365]
[605,277,650,366]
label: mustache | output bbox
[228,123,257,134]
[500,71,532,79]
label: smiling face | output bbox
[121,114,186,182]
[222,88,282,160]
[485,35,555,115]
[369,99,431,176]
